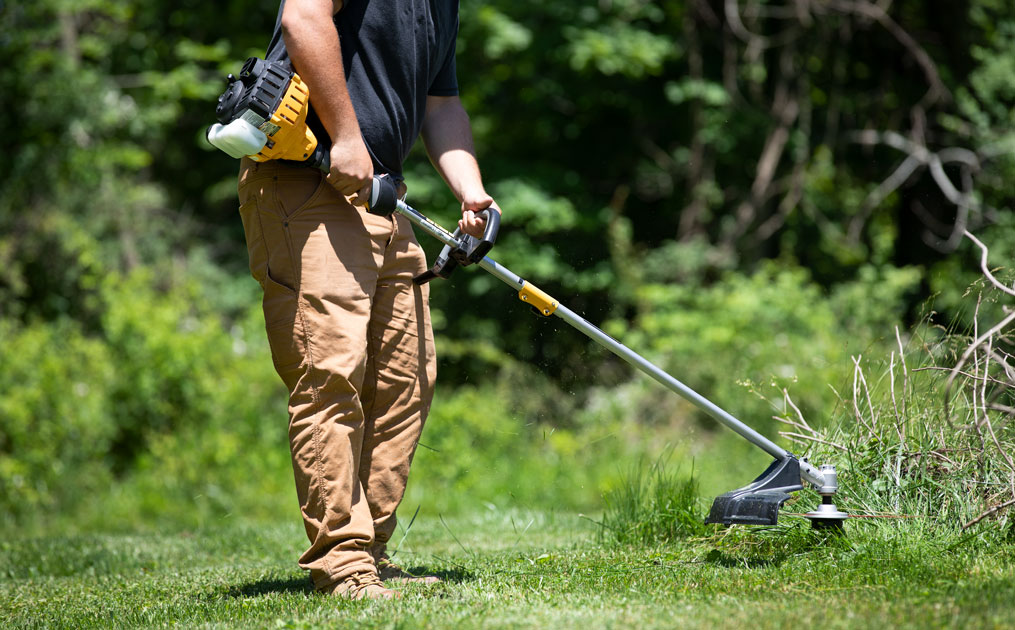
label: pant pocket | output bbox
[262,274,305,393]
[275,172,328,220]
[239,200,267,284]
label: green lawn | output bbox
[2,510,1013,629]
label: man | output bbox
[236,0,499,599]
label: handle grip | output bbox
[461,207,500,263]
[308,143,330,173]
[309,152,399,217]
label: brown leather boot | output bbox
[324,571,401,600]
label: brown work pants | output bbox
[237,158,436,590]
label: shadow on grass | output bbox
[227,576,315,598]
[400,566,475,584]
[225,567,475,598]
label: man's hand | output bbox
[327,134,373,206]
[460,193,500,238]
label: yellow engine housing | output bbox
[250,73,319,163]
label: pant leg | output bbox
[359,213,438,547]
[237,158,396,589]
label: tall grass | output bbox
[793,318,1015,538]
[598,456,708,544]
[600,279,1014,546]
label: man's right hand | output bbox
[326,135,374,206]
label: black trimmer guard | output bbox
[706,456,803,525]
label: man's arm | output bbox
[281,0,373,204]
[421,95,499,238]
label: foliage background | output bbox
[0,0,1013,534]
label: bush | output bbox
[406,381,633,514]
[0,319,116,527]
[0,264,296,531]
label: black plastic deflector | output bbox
[706,456,803,526]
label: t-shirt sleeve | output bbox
[428,16,459,96]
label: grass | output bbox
[598,455,708,544]
[3,302,1011,628]
[2,508,1014,629]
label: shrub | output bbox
[0,319,116,527]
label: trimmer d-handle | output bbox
[366,176,500,285]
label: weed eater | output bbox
[366,180,848,529]
[207,58,848,530]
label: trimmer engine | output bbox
[206,57,328,169]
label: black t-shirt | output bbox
[266,0,460,178]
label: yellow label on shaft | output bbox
[518,282,559,316]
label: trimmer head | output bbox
[706,456,803,526]
[707,458,849,529]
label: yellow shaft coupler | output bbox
[518,282,559,317]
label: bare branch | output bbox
[928,155,965,204]
[781,388,815,434]
[987,348,1015,383]
[939,167,974,251]
[908,201,953,237]
[895,326,909,417]
[913,366,1015,389]
[986,403,1015,417]
[779,431,849,452]
[691,0,721,27]
[795,0,814,27]
[728,38,801,242]
[852,130,980,169]
[847,154,923,243]
[890,351,905,443]
[963,497,1015,530]
[725,0,769,48]
[964,231,1015,299]
[944,310,1015,423]
[852,355,879,437]
[755,163,805,240]
[850,131,984,247]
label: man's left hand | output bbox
[459,193,500,238]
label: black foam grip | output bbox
[367,176,398,216]
[309,144,330,172]
[466,208,500,263]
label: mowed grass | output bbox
[2,509,1014,630]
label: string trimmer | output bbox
[362,177,848,529]
[207,56,848,529]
